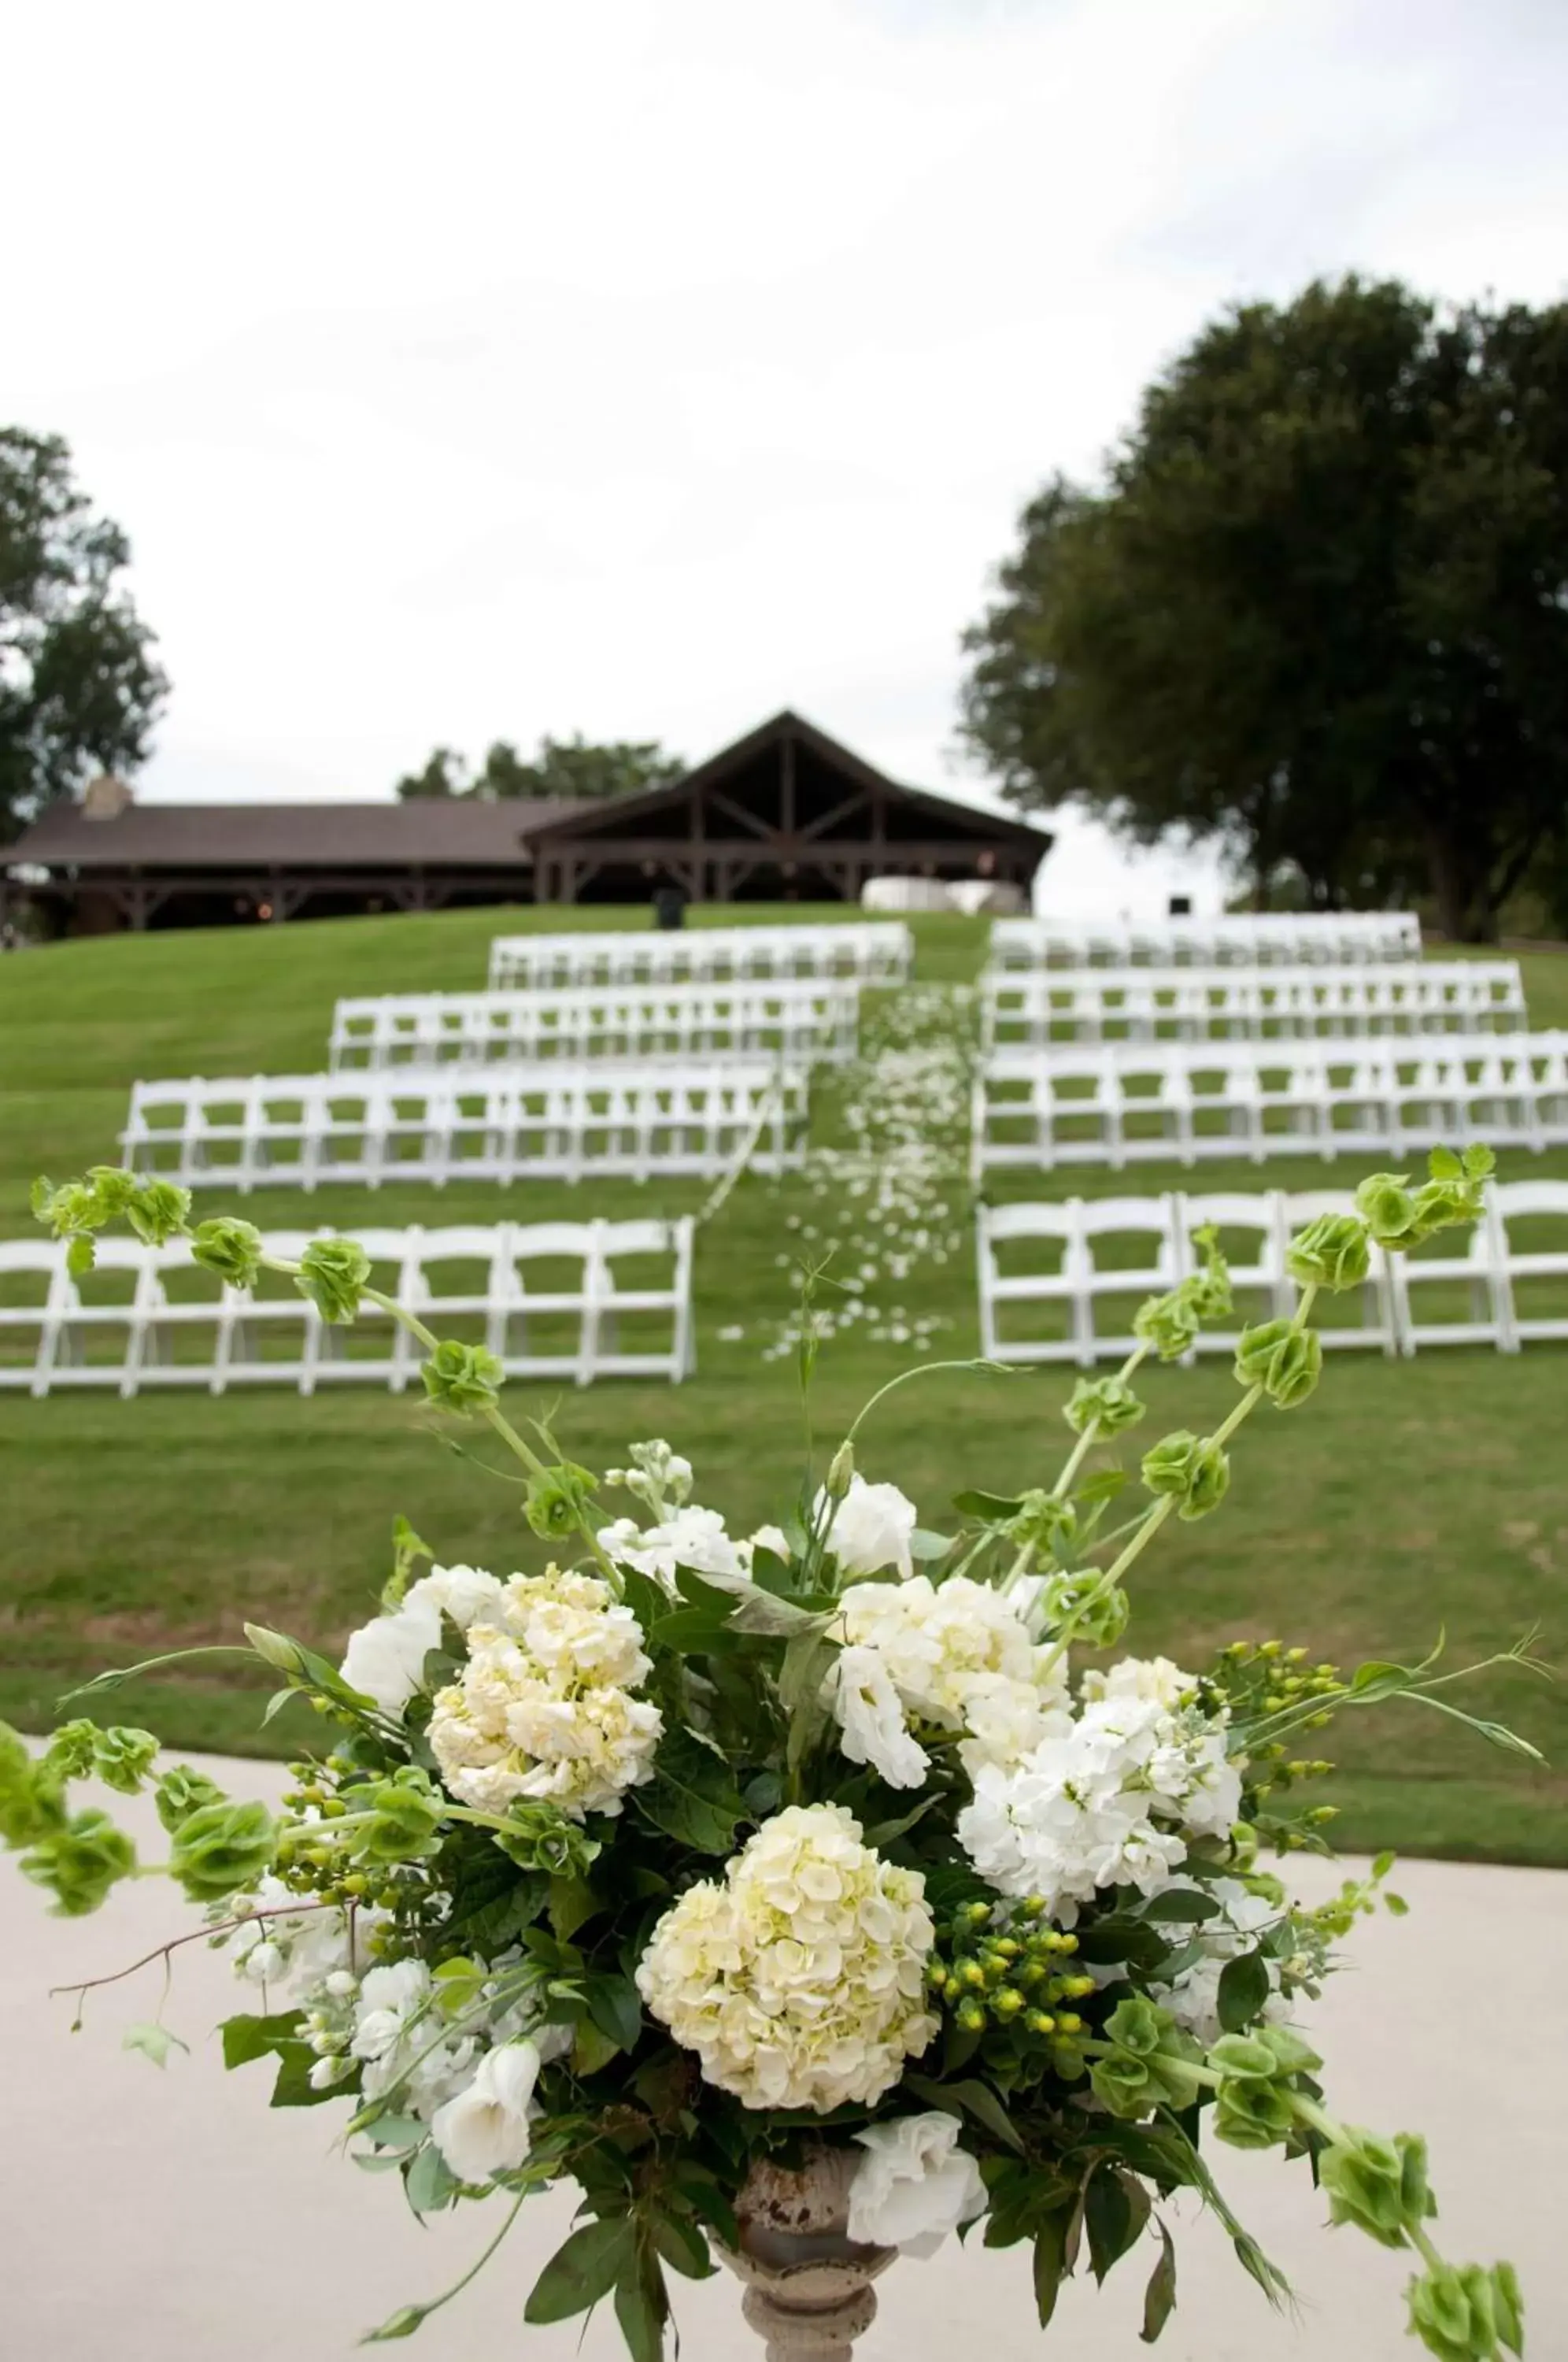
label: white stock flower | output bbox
[431,2038,543,2183]
[339,1593,442,1716]
[848,2112,987,2256]
[635,1803,937,2112]
[1080,1656,1200,1713]
[1149,1879,1285,2045]
[597,1505,743,1587]
[408,1563,509,1631]
[956,1673,1243,1918]
[830,1646,930,1790]
[822,1477,918,1579]
[428,1566,662,1822]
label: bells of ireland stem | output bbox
[1233,1319,1323,1409]
[1405,2260,1523,2362]
[1063,1374,1145,1437]
[168,1798,276,1905]
[1285,1212,1370,1293]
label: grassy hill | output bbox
[1,905,1563,1863]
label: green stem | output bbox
[1212,1383,1264,1448]
[845,1357,1012,1444]
[1037,1493,1176,1680]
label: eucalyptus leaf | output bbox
[525,2216,637,2324]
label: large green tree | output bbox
[960,279,1568,939]
[0,429,168,841]
[396,734,683,803]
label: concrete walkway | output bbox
[1,1753,1561,2362]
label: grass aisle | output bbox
[1,907,1563,1861]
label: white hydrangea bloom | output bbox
[820,1476,919,1579]
[409,1562,509,1632]
[428,1567,663,1822]
[957,1659,1242,1919]
[597,1504,743,1587]
[848,2111,987,2255]
[635,1803,937,2112]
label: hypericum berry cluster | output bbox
[931,1896,1097,2044]
[275,1755,433,1927]
[1204,1640,1342,1846]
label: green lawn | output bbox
[0,908,1563,1863]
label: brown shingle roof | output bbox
[6,798,586,873]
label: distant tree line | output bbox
[0,429,166,842]
[961,278,1568,941]
[395,736,685,805]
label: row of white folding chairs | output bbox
[989,913,1422,969]
[982,960,1526,1048]
[487,920,912,990]
[977,1183,1568,1362]
[329,978,861,1070]
[973,1035,1568,1174]
[0,1219,696,1396]
[120,1061,808,1190]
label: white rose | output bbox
[830,1646,929,1790]
[339,1596,442,1716]
[821,1476,918,1579]
[408,1563,508,1631]
[847,2111,987,2255]
[430,2038,543,2183]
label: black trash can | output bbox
[653,884,688,931]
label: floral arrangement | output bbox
[1,1147,1541,2362]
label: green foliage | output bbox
[960,278,1568,940]
[0,427,168,836]
[634,1726,745,1855]
[395,734,684,805]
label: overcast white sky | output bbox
[8,0,1568,913]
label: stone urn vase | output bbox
[720,2145,898,2362]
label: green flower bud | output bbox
[1355,1172,1422,1248]
[43,1720,102,1779]
[823,1438,856,1500]
[1040,1569,1129,1647]
[169,1798,276,1903]
[1321,2128,1433,2249]
[1285,1212,1371,1292]
[153,1764,226,1834]
[1233,1318,1324,1409]
[190,1216,266,1289]
[1133,1288,1201,1362]
[344,1769,445,1864]
[491,1801,601,1878]
[1141,1430,1230,1520]
[125,1177,193,1246]
[0,1723,67,1848]
[420,1338,505,1416]
[1213,2075,1297,2149]
[90,1726,161,1795]
[1405,2260,1522,2362]
[20,1809,137,1916]
[294,1238,372,1324]
[523,1461,597,1541]
[1063,1375,1146,1438]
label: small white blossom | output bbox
[597,1505,743,1587]
[430,2038,543,2184]
[848,2111,988,2255]
[830,1646,930,1789]
[822,1477,918,1580]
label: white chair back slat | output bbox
[121,1061,808,1190]
[977,1182,1564,1363]
[972,1034,1568,1176]
[982,961,1525,1049]
[0,1221,697,1394]
[329,979,861,1071]
[488,921,912,990]
[989,913,1423,970]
